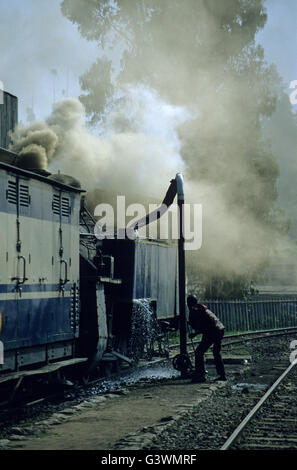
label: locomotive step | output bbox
[0,358,88,384]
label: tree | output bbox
[79,58,115,125]
[61,0,288,298]
[263,93,297,237]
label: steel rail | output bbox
[168,326,297,350]
[220,360,297,450]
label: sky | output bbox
[0,0,98,122]
[0,0,296,122]
[256,0,297,99]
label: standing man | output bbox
[187,294,226,383]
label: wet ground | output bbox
[0,333,295,450]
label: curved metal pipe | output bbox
[175,172,184,202]
[132,178,177,232]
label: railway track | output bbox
[169,326,297,352]
[0,327,296,450]
[1,327,296,425]
[221,359,297,450]
[167,327,297,372]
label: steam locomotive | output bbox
[0,92,179,400]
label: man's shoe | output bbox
[191,376,206,384]
[214,375,226,382]
[182,370,194,379]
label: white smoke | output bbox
[10,84,191,197]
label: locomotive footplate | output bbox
[0,357,88,385]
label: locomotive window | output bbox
[52,194,71,217]
[19,184,31,207]
[52,194,61,215]
[61,197,71,217]
[6,180,17,204]
[6,181,30,206]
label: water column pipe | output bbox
[176,173,187,363]
[131,173,189,375]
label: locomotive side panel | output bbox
[133,241,177,319]
[102,238,177,319]
[0,171,18,362]
[0,166,81,373]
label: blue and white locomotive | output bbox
[0,91,178,400]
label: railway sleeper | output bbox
[244,436,297,443]
[0,358,88,404]
[239,443,297,450]
[251,424,297,431]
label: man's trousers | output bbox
[194,331,225,378]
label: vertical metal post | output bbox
[176,173,187,363]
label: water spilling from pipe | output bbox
[129,299,159,361]
[231,382,268,391]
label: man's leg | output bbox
[213,333,226,379]
[194,336,212,380]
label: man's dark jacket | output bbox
[189,304,224,338]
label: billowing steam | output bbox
[10,121,58,170]
[9,83,288,291]
[10,85,189,197]
[9,0,293,295]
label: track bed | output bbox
[1,330,296,450]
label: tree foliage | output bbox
[61,0,289,298]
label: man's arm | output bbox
[188,305,203,338]
[188,329,201,339]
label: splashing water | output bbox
[129,299,159,361]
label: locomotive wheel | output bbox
[172,354,192,373]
